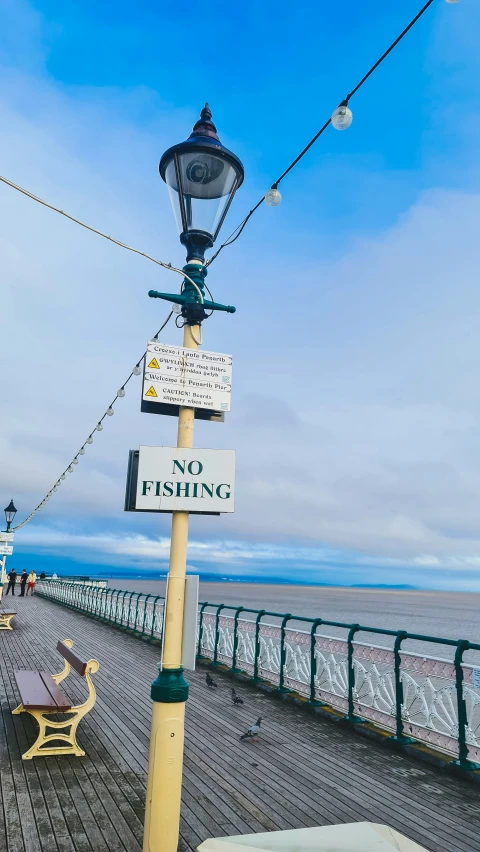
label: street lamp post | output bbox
[142,105,243,852]
[0,499,17,601]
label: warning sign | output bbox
[142,341,232,414]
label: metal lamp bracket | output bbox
[148,264,235,324]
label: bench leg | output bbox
[0,615,15,630]
[14,709,85,760]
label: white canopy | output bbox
[197,822,429,852]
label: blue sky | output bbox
[2,0,480,589]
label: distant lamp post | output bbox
[0,499,16,601]
[159,103,244,263]
[143,107,244,852]
[4,499,17,532]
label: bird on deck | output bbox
[240,717,262,742]
[231,688,244,705]
[206,673,218,688]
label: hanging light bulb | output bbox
[72,457,78,465]
[67,465,73,473]
[331,102,353,130]
[265,187,282,207]
[96,422,103,431]
[133,365,142,376]
[117,387,126,398]
[87,435,93,444]
[79,447,85,455]
[53,486,58,492]
[61,474,66,480]
[106,407,114,416]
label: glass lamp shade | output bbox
[4,499,17,525]
[159,104,244,261]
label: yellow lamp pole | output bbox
[143,315,199,852]
[143,104,244,852]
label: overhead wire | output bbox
[12,311,174,531]
[206,0,437,267]
[0,174,189,285]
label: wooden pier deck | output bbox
[1,596,479,852]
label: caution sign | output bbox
[145,386,158,397]
[148,358,159,369]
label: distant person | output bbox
[40,571,46,579]
[19,569,28,597]
[26,570,37,596]
[5,568,17,595]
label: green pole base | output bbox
[151,667,189,703]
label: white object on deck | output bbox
[197,822,429,852]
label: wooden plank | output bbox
[39,672,73,710]
[56,642,87,677]
[15,671,71,713]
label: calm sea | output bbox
[106,579,480,661]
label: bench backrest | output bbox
[56,641,87,676]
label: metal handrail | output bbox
[35,580,480,770]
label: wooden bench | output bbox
[0,610,16,630]
[13,639,99,760]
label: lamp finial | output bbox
[191,103,219,140]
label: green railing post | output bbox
[101,587,108,620]
[141,594,152,637]
[119,590,129,626]
[150,596,163,640]
[254,610,266,682]
[114,589,123,624]
[213,605,226,665]
[392,630,412,742]
[108,589,116,622]
[309,618,324,705]
[81,584,89,613]
[279,614,293,692]
[132,592,143,632]
[94,584,102,616]
[453,639,474,769]
[231,606,244,672]
[346,624,362,722]
[109,589,116,622]
[126,591,136,629]
[197,603,209,659]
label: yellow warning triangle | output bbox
[148,358,159,369]
[145,386,158,398]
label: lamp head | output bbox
[4,499,17,530]
[159,104,244,262]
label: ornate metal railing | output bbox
[37,580,480,770]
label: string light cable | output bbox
[0,174,198,290]
[12,310,174,531]
[206,0,443,267]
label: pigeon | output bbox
[240,717,262,742]
[206,672,218,688]
[231,688,244,705]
